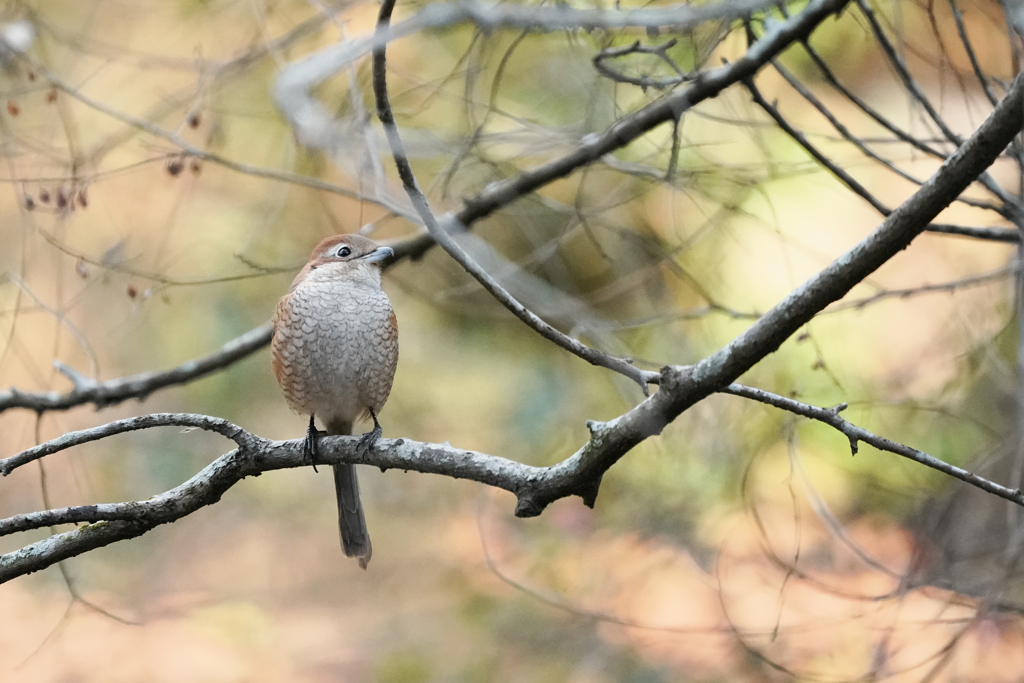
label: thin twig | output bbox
[798,35,1011,214]
[747,61,1022,241]
[32,62,419,224]
[925,224,1020,242]
[724,383,1024,507]
[854,0,1024,220]
[592,38,690,90]
[825,263,1018,313]
[801,37,946,158]
[0,324,273,413]
[947,0,1000,107]
[744,72,891,216]
[769,58,931,192]
[855,0,963,146]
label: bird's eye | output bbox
[335,246,352,258]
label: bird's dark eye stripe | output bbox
[336,246,352,257]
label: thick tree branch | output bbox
[7,368,1024,583]
[509,70,1024,514]
[0,415,545,583]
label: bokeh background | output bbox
[1,0,1023,680]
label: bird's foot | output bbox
[304,414,325,472]
[356,410,383,459]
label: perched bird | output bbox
[271,234,398,569]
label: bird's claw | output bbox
[304,414,325,472]
[356,424,382,459]
[356,411,383,459]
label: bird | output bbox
[271,234,398,569]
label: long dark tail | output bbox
[333,462,372,569]
[326,418,371,569]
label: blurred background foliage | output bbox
[0,0,1022,680]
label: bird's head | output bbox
[291,234,394,291]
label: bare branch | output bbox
[797,33,1018,220]
[745,72,891,216]
[925,224,1020,242]
[373,0,855,267]
[1,504,170,537]
[723,384,1024,507]
[768,57,933,194]
[450,0,852,223]
[854,0,962,147]
[274,0,781,150]
[0,413,252,476]
[592,38,689,90]
[0,414,552,583]
[825,263,1018,313]
[747,70,1022,239]
[370,0,659,393]
[515,71,1024,514]
[30,62,419,224]
[854,0,1024,219]
[0,324,273,414]
[947,0,1000,107]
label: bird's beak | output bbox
[361,246,395,264]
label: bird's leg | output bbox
[357,409,383,458]
[304,413,325,473]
